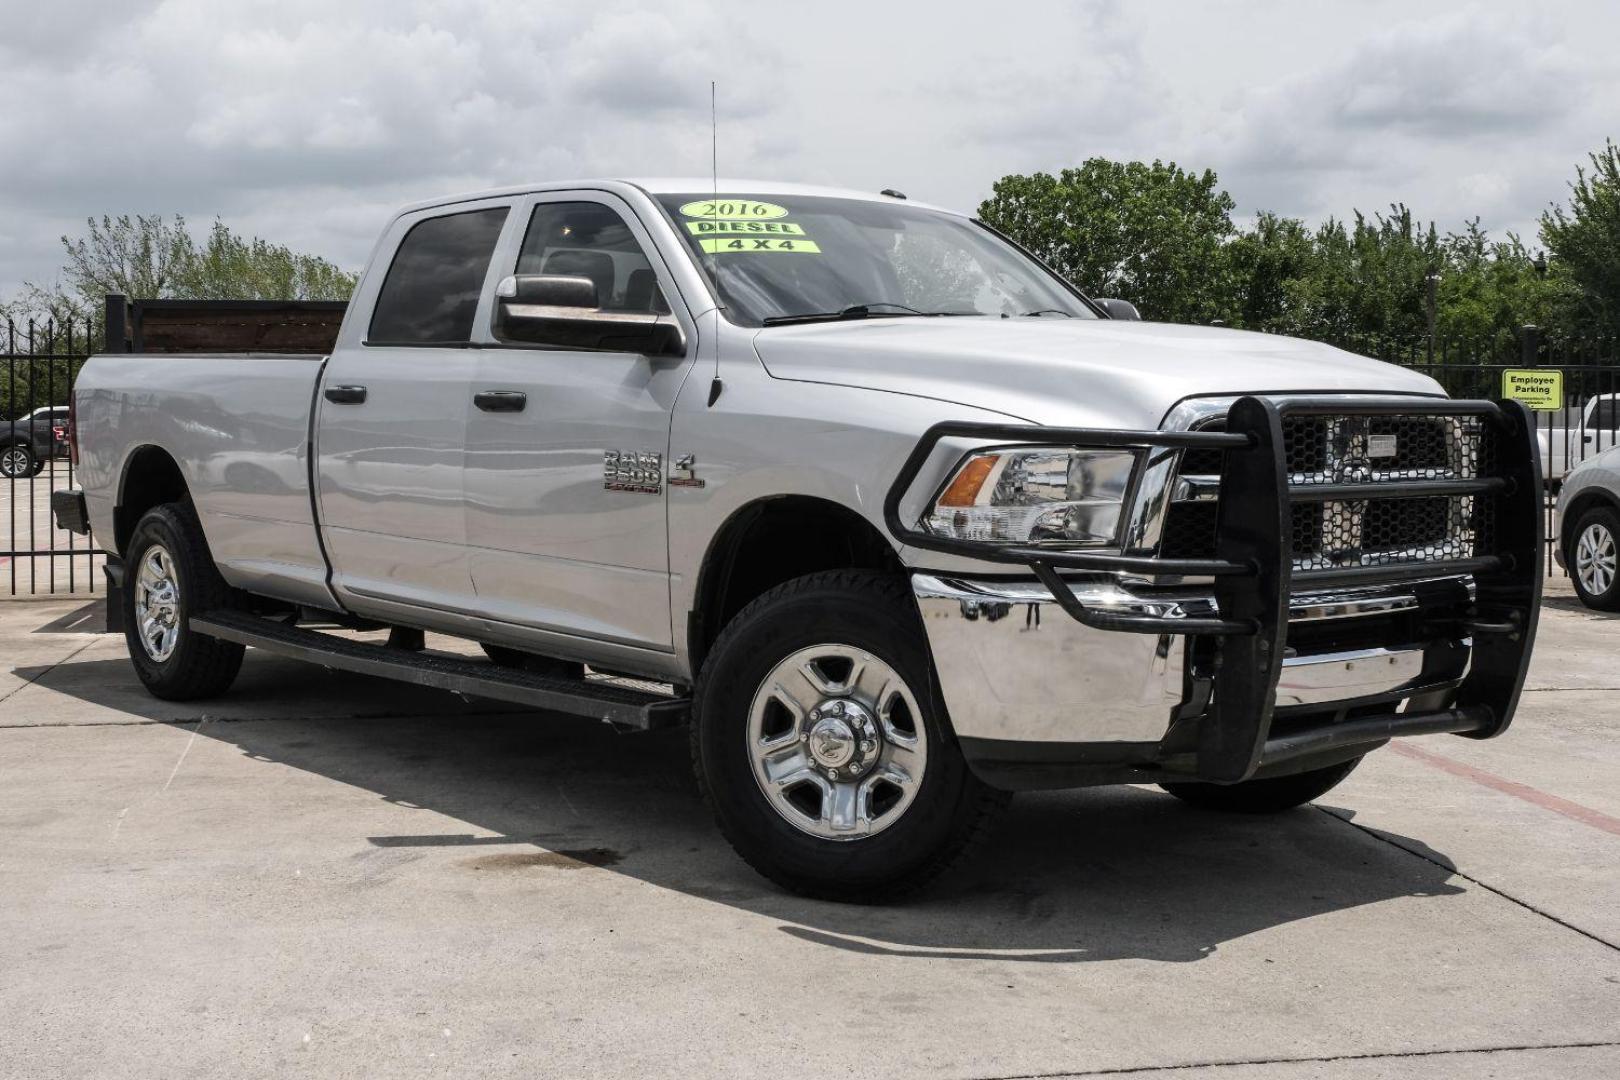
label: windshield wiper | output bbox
[762,302,973,326]
[1018,308,1076,318]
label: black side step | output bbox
[190,609,689,730]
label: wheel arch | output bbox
[115,444,191,557]
[688,494,905,673]
[1561,486,1620,558]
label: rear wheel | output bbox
[1159,756,1362,814]
[692,570,1005,902]
[1570,506,1620,611]
[123,503,245,700]
[0,444,35,479]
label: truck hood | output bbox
[751,318,1445,428]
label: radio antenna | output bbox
[706,79,724,407]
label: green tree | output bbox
[976,154,1606,361]
[173,219,358,301]
[978,159,1237,324]
[1286,206,1443,354]
[1435,223,1569,358]
[3,215,358,416]
[8,214,357,323]
[1223,212,1318,334]
[1540,139,1620,340]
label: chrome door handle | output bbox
[474,390,527,412]
[324,385,367,404]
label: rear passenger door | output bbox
[462,192,696,651]
[316,201,511,618]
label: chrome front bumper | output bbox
[913,574,1470,746]
[892,397,1542,788]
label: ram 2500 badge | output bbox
[58,180,1542,900]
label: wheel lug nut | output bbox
[860,740,875,754]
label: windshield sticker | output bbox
[685,220,806,237]
[679,199,789,221]
[699,236,821,254]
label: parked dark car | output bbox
[2,406,70,478]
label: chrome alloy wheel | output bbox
[1577,522,1617,597]
[1,446,30,477]
[135,544,182,662]
[746,644,928,840]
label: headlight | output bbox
[923,447,1138,545]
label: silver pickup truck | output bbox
[59,179,1544,900]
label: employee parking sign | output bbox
[1501,369,1564,410]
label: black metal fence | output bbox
[1406,334,1620,580]
[0,312,1614,597]
[2,317,105,597]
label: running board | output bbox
[190,610,689,730]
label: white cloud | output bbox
[1194,6,1613,237]
[0,0,1615,300]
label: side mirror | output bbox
[1095,298,1141,321]
[494,274,685,356]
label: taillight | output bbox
[67,393,78,466]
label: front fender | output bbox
[667,374,1022,673]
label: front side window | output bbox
[510,201,668,314]
[369,207,509,345]
[654,193,1095,327]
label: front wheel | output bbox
[692,570,1005,902]
[123,502,245,701]
[1159,756,1362,814]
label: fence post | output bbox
[1520,324,1541,367]
[103,293,129,353]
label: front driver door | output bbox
[462,192,697,651]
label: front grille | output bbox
[1159,408,1495,571]
[1281,414,1493,482]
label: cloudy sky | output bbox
[1,0,1615,301]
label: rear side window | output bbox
[369,207,509,344]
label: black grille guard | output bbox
[883,395,1544,778]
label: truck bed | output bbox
[74,351,333,607]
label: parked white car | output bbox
[1556,446,1620,608]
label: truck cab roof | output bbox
[394,179,961,219]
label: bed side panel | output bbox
[76,353,333,607]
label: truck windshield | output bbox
[654,193,1096,328]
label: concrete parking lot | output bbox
[1,582,1616,1079]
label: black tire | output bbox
[480,642,585,680]
[691,570,1006,902]
[123,502,245,701]
[1159,756,1362,814]
[1567,505,1620,611]
[0,443,35,479]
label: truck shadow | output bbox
[1540,591,1620,619]
[22,652,1465,965]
